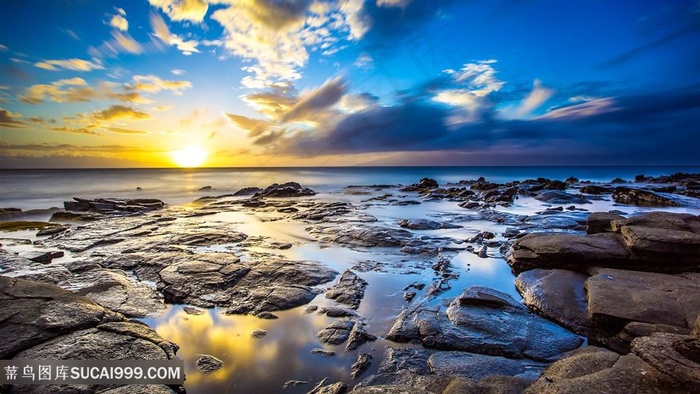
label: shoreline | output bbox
[1,173,699,393]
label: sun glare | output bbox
[170,146,208,168]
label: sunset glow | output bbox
[170,146,208,168]
[0,1,698,168]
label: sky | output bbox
[0,0,699,168]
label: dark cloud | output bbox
[271,86,700,165]
[224,113,271,137]
[280,77,346,123]
[49,126,101,135]
[92,105,150,121]
[0,108,27,128]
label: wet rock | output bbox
[196,354,223,373]
[50,211,101,221]
[325,270,368,309]
[158,253,251,306]
[317,320,355,345]
[442,375,534,394]
[283,380,309,389]
[60,268,165,318]
[610,212,700,265]
[254,182,316,198]
[292,202,354,221]
[183,306,205,315]
[252,329,268,338]
[428,351,546,381]
[612,186,683,207]
[99,384,178,394]
[308,381,347,394]
[585,268,700,333]
[508,233,629,274]
[320,306,358,317]
[525,346,687,394]
[346,323,377,351]
[227,285,321,315]
[351,353,373,379]
[400,178,439,192]
[199,186,213,191]
[619,321,691,347]
[515,269,591,334]
[0,251,73,284]
[397,219,460,230]
[579,185,614,194]
[64,197,165,213]
[311,348,336,357]
[403,291,416,302]
[311,225,414,248]
[233,186,263,196]
[386,286,583,362]
[0,276,124,358]
[16,250,64,264]
[587,212,625,234]
[254,311,279,319]
[535,191,590,204]
[632,333,700,388]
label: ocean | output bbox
[3,166,700,211]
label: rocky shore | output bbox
[1,173,699,393]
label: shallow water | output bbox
[2,167,700,393]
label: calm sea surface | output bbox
[2,166,700,210]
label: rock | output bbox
[255,311,279,319]
[252,329,267,338]
[0,276,123,358]
[587,212,625,234]
[325,270,368,309]
[61,268,165,318]
[351,353,373,379]
[196,354,223,373]
[400,178,439,192]
[508,233,629,274]
[612,187,684,207]
[311,348,336,357]
[99,384,177,393]
[17,250,64,264]
[386,286,583,362]
[442,375,533,394]
[183,306,205,315]
[632,333,700,388]
[64,197,165,213]
[535,191,590,204]
[317,320,355,345]
[312,225,414,248]
[515,269,591,334]
[233,186,263,196]
[403,291,416,302]
[428,351,546,381]
[397,219,460,230]
[308,381,347,394]
[346,323,377,351]
[50,211,101,221]
[254,182,316,198]
[525,346,687,394]
[283,380,309,389]
[580,185,613,194]
[320,306,358,317]
[585,268,700,333]
[610,212,700,265]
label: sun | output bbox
[170,146,208,168]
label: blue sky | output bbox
[0,0,699,167]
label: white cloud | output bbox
[539,98,617,120]
[513,79,554,118]
[150,12,200,55]
[354,53,374,69]
[377,0,411,8]
[19,78,97,104]
[35,58,104,72]
[149,0,209,22]
[171,69,186,75]
[0,44,8,52]
[130,75,192,95]
[452,60,505,97]
[110,13,129,31]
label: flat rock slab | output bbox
[525,346,688,394]
[508,233,629,273]
[0,276,122,358]
[317,320,355,345]
[386,286,583,362]
[325,270,368,309]
[632,333,700,388]
[586,268,700,332]
[509,211,700,274]
[515,269,590,334]
[428,351,546,381]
